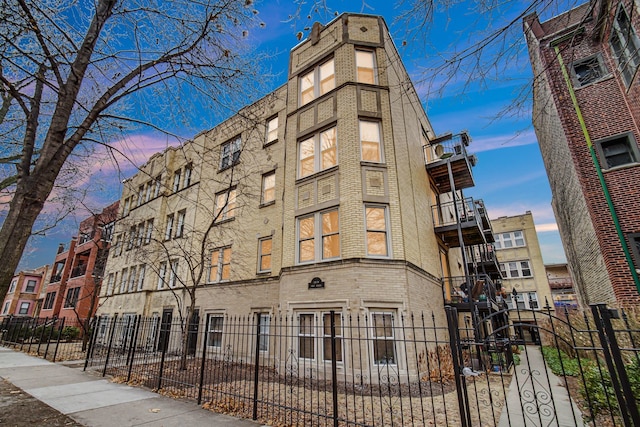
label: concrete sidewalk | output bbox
[0,346,263,426]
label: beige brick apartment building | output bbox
[524,0,640,305]
[97,14,499,363]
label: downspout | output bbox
[553,45,640,295]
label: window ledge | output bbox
[296,165,339,184]
[360,161,386,168]
[601,162,640,173]
[573,73,613,89]
[263,139,278,148]
[259,200,276,209]
[218,162,241,173]
[214,217,236,226]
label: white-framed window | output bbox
[43,291,56,310]
[164,214,174,240]
[123,197,131,216]
[106,273,115,296]
[220,136,242,169]
[258,237,272,273]
[356,49,376,84]
[157,262,167,290]
[610,5,640,86]
[2,301,10,314]
[114,234,122,256]
[500,260,533,278]
[172,170,181,193]
[128,266,137,292]
[127,226,136,250]
[322,312,343,362]
[25,279,37,293]
[258,313,270,352]
[266,116,278,145]
[144,219,154,244]
[506,292,539,310]
[571,54,608,87]
[300,58,335,105]
[120,268,129,293]
[18,301,30,315]
[64,287,80,308]
[175,209,186,238]
[209,247,232,283]
[136,223,144,247]
[137,185,145,206]
[137,264,146,291]
[360,120,383,163]
[214,189,236,221]
[261,171,276,204]
[154,175,162,198]
[168,259,179,288]
[595,133,640,169]
[183,163,192,188]
[365,205,390,257]
[298,313,315,359]
[8,279,16,293]
[102,221,114,243]
[207,314,224,348]
[371,312,397,365]
[298,127,337,178]
[494,230,525,249]
[297,208,340,264]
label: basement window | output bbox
[595,133,640,169]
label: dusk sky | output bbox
[15,0,574,270]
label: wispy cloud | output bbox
[471,130,538,152]
[488,202,556,224]
[536,223,559,233]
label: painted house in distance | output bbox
[0,266,49,319]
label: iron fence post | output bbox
[252,312,261,420]
[197,324,208,405]
[127,315,142,382]
[37,317,47,355]
[590,303,640,427]
[52,317,65,362]
[157,321,169,391]
[84,316,98,371]
[330,310,339,427]
[44,318,56,360]
[103,315,118,377]
[446,306,472,427]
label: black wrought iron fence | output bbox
[0,315,89,362]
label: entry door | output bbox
[187,309,200,356]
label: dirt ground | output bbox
[0,378,84,427]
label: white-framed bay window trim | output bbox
[371,311,397,366]
[300,58,335,106]
[209,247,232,283]
[356,49,376,84]
[296,311,344,362]
[494,230,525,249]
[266,116,278,145]
[258,237,272,273]
[297,208,340,264]
[206,314,225,348]
[360,120,383,163]
[500,260,532,278]
[298,126,337,179]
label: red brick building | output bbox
[0,266,49,318]
[39,202,118,324]
[524,0,640,305]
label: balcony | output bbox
[70,264,87,278]
[431,197,494,247]
[443,274,505,312]
[466,243,501,278]
[423,132,476,193]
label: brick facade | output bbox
[524,1,640,305]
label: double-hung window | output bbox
[165,214,174,240]
[64,288,80,308]
[258,313,270,351]
[300,58,335,105]
[356,50,376,84]
[214,189,236,221]
[494,230,525,249]
[207,314,224,348]
[322,312,343,362]
[120,268,129,293]
[25,280,37,293]
[137,264,146,291]
[365,205,390,257]
[297,208,340,263]
[157,262,167,289]
[371,312,396,365]
[172,170,181,193]
[8,280,16,293]
[43,292,56,310]
[500,261,533,278]
[220,137,242,169]
[360,121,383,163]
[175,210,186,238]
[153,175,162,198]
[209,247,232,283]
[18,302,30,315]
[298,313,315,359]
[262,172,276,204]
[128,266,137,292]
[610,5,640,86]
[183,164,192,188]
[168,259,178,288]
[144,219,154,244]
[266,117,278,145]
[258,237,272,273]
[298,127,337,178]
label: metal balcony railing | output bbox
[422,132,471,165]
[70,264,87,278]
[443,274,505,309]
[431,197,479,228]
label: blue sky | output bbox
[16,0,571,270]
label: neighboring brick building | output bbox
[39,202,118,325]
[524,0,640,305]
[98,14,501,369]
[0,266,49,319]
[490,212,553,342]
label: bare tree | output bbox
[0,0,262,299]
